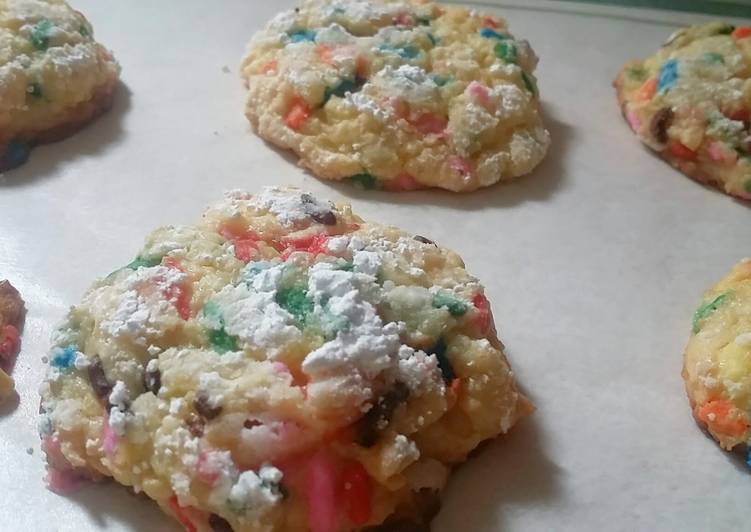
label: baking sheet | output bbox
[1,1,749,530]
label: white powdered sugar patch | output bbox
[212,264,302,356]
[252,187,334,227]
[303,263,400,379]
[343,91,393,123]
[228,465,284,511]
[326,235,351,255]
[94,266,185,343]
[198,372,225,409]
[315,23,355,45]
[352,249,382,276]
[372,65,439,105]
[108,407,127,436]
[321,0,405,25]
[395,345,444,395]
[109,381,129,410]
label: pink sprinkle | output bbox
[46,468,86,495]
[385,173,420,191]
[306,450,338,532]
[411,112,447,136]
[42,436,70,470]
[448,155,471,177]
[626,109,642,132]
[468,81,492,109]
[196,451,221,485]
[102,417,119,457]
[707,141,737,163]
[394,12,415,26]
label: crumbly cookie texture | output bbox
[0,0,120,170]
[615,22,751,199]
[39,187,531,532]
[241,0,550,192]
[683,259,751,454]
[0,280,25,402]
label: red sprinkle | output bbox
[261,59,278,74]
[482,16,500,28]
[168,496,199,532]
[306,451,338,532]
[218,222,260,263]
[0,324,20,360]
[316,44,335,65]
[281,233,330,260]
[448,155,471,177]
[669,141,698,161]
[340,461,372,526]
[411,112,448,136]
[163,258,193,320]
[468,81,492,109]
[472,293,491,334]
[732,26,751,39]
[285,97,312,131]
[383,173,420,192]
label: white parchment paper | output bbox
[0,1,749,530]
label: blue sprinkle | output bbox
[242,260,272,284]
[480,28,508,40]
[747,447,751,468]
[658,59,679,93]
[432,74,451,87]
[288,29,316,43]
[51,345,77,370]
[2,141,31,169]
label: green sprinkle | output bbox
[208,327,238,354]
[432,74,451,87]
[323,78,360,105]
[350,173,378,190]
[744,179,751,193]
[432,292,468,317]
[336,261,354,272]
[27,82,43,98]
[704,52,725,64]
[521,71,537,96]
[494,40,517,64]
[126,255,162,270]
[78,24,90,38]
[275,287,313,326]
[627,66,648,81]
[692,291,732,333]
[715,24,735,35]
[428,338,454,382]
[426,33,437,46]
[30,19,53,51]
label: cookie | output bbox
[683,259,751,453]
[0,0,120,171]
[615,22,751,199]
[39,187,532,531]
[0,280,25,402]
[241,0,550,192]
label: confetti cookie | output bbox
[0,0,120,171]
[241,0,550,192]
[615,22,751,200]
[39,187,532,531]
[683,259,751,454]
[0,280,25,402]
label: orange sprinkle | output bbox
[284,97,312,131]
[669,141,698,161]
[260,59,278,74]
[355,55,370,79]
[168,496,199,532]
[316,44,335,65]
[637,78,657,101]
[697,400,748,438]
[732,26,751,39]
[482,16,500,28]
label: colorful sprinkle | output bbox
[323,78,363,105]
[1,141,31,169]
[472,293,491,334]
[707,141,738,164]
[410,112,448,136]
[448,155,471,177]
[340,461,372,526]
[432,292,468,317]
[305,451,339,532]
[383,172,420,192]
[288,29,317,43]
[732,27,751,39]
[669,141,697,161]
[163,258,192,320]
[637,78,658,101]
[480,27,508,40]
[657,59,679,93]
[51,345,77,370]
[693,291,731,333]
[378,43,420,59]
[697,400,748,438]
[494,40,517,63]
[78,23,90,38]
[0,325,20,360]
[428,338,454,382]
[284,97,312,131]
[168,496,199,532]
[126,255,162,270]
[626,109,642,132]
[432,74,451,86]
[350,173,378,190]
[30,19,53,50]
[275,287,313,326]
[102,416,119,457]
[204,302,239,353]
